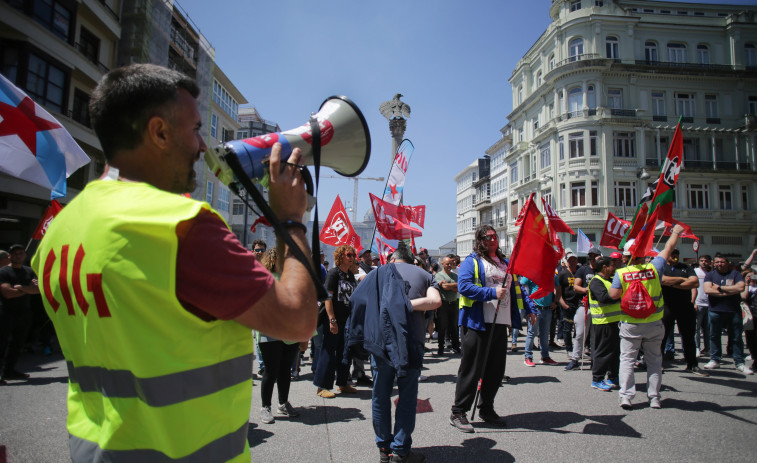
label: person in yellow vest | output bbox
[588,256,622,392]
[609,224,684,410]
[30,63,317,462]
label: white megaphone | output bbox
[206,96,370,189]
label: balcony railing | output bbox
[554,53,601,69]
[633,60,735,71]
[610,109,637,117]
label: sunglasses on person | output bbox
[484,234,498,241]
[345,253,356,257]
[253,248,265,253]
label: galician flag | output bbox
[0,73,90,199]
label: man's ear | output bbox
[146,114,171,150]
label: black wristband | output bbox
[281,220,307,234]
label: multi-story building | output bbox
[0,0,253,249]
[229,106,280,248]
[458,0,757,260]
[0,0,122,248]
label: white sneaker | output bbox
[703,360,720,370]
[649,397,662,409]
[737,364,754,375]
[696,348,701,358]
[620,397,632,410]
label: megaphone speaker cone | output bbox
[207,95,371,187]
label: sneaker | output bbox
[649,397,662,409]
[449,413,474,433]
[418,374,428,382]
[591,380,611,392]
[620,397,633,410]
[696,348,701,358]
[277,402,300,417]
[451,347,462,354]
[736,364,755,376]
[548,341,560,349]
[478,409,507,427]
[380,448,393,463]
[564,360,579,371]
[317,388,336,398]
[684,366,710,377]
[260,406,274,424]
[703,360,720,370]
[604,377,619,390]
[540,357,558,366]
[391,450,426,463]
[524,358,535,367]
[338,384,358,394]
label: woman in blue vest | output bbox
[449,225,537,432]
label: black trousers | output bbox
[662,302,698,368]
[0,306,34,375]
[436,300,460,352]
[590,322,620,382]
[259,340,300,407]
[560,307,576,356]
[451,324,508,415]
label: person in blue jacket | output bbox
[449,225,537,433]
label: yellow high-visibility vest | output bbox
[588,274,622,324]
[617,263,665,324]
[32,180,253,462]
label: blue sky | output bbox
[177,0,754,250]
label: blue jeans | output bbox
[525,307,552,360]
[709,310,744,365]
[371,355,419,456]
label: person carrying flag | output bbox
[609,224,684,410]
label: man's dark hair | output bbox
[595,256,614,271]
[474,225,506,265]
[392,244,414,263]
[252,240,267,250]
[446,253,456,259]
[713,253,728,262]
[89,63,200,160]
[700,254,712,260]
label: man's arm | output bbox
[233,144,317,341]
[573,277,588,296]
[411,287,442,312]
[744,249,757,268]
[0,280,39,299]
[590,278,619,304]
[674,275,699,290]
[657,224,684,262]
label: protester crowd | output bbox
[2,63,756,463]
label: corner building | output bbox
[478,0,757,260]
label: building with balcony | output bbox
[1,0,122,248]
[458,0,757,260]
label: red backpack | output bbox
[620,279,656,319]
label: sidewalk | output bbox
[1,338,756,462]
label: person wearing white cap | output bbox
[572,246,603,367]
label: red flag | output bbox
[402,204,426,228]
[320,195,362,252]
[508,199,561,299]
[629,207,660,259]
[375,235,396,265]
[625,202,649,245]
[369,193,422,240]
[513,193,534,226]
[660,220,698,240]
[600,212,631,250]
[31,200,63,240]
[250,216,271,233]
[410,236,418,255]
[541,198,575,234]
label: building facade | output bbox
[457,0,757,261]
[0,0,254,250]
[0,0,122,248]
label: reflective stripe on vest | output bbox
[69,422,249,463]
[32,181,254,461]
[617,263,665,323]
[588,274,622,324]
[66,353,253,407]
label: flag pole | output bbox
[470,275,507,421]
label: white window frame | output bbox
[652,91,666,116]
[675,93,695,117]
[608,88,623,109]
[210,113,218,139]
[571,182,586,207]
[569,38,584,61]
[218,186,230,212]
[719,185,733,210]
[540,144,551,169]
[705,94,718,118]
[687,184,710,209]
[569,132,584,158]
[206,181,214,204]
[697,44,710,64]
[645,41,658,62]
[745,44,757,67]
[613,132,635,157]
[606,36,619,60]
[668,43,686,63]
[614,181,637,207]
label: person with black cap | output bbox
[0,245,40,382]
[661,249,707,376]
[358,249,375,276]
[572,246,602,365]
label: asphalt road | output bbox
[2,337,756,462]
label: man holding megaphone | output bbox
[31,63,317,462]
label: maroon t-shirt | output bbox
[175,209,273,321]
